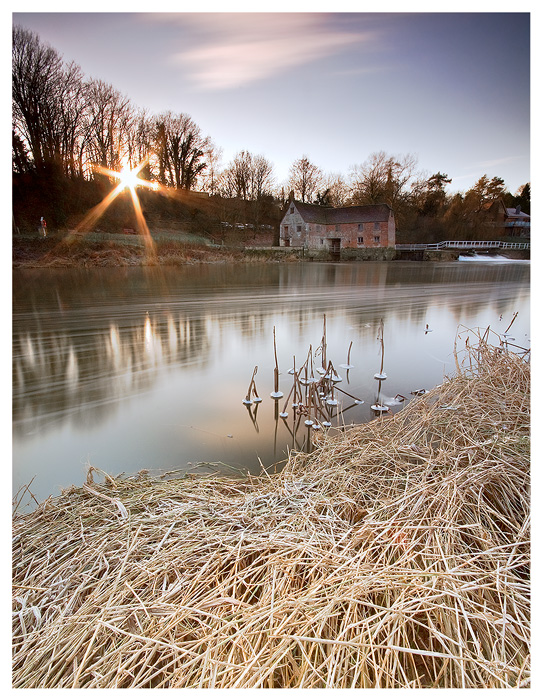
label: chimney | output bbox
[516,204,521,214]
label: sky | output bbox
[10,4,533,195]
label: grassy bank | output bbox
[10,237,454,268]
[12,236,304,267]
[12,332,530,688]
[13,236,529,268]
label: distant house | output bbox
[279,199,396,252]
[483,200,530,238]
[505,205,530,237]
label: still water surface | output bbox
[13,260,530,505]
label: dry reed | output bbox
[12,329,530,688]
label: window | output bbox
[357,237,364,245]
[284,225,288,234]
[374,235,380,244]
[335,224,340,231]
[290,206,294,214]
[320,239,324,245]
[358,223,364,232]
[296,225,301,232]
[374,222,381,231]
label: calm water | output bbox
[13,260,530,506]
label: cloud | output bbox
[476,156,522,169]
[452,155,526,183]
[168,14,374,90]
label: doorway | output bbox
[329,238,341,261]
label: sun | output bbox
[118,164,142,190]
[115,160,159,192]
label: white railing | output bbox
[396,240,530,251]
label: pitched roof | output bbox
[506,207,530,220]
[291,201,392,224]
[480,199,507,213]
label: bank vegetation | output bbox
[13,330,530,688]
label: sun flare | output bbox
[118,165,141,190]
[72,158,161,250]
[98,159,158,193]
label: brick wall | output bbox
[279,203,396,249]
[280,206,308,247]
[306,221,394,249]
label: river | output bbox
[12,259,530,507]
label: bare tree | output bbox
[384,155,418,212]
[55,62,89,178]
[124,109,150,166]
[151,112,209,190]
[321,172,350,206]
[83,79,135,173]
[251,154,275,200]
[350,151,418,226]
[219,151,274,201]
[288,156,323,203]
[12,25,77,173]
[350,151,387,204]
[220,150,252,200]
[198,142,223,195]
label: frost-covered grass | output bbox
[13,331,530,688]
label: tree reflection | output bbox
[13,311,212,433]
[13,261,529,447]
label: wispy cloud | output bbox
[452,154,527,181]
[163,13,375,90]
[476,156,522,169]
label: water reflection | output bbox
[13,263,530,433]
[13,310,212,432]
[13,261,529,504]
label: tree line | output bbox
[12,25,529,239]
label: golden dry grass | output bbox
[12,330,530,688]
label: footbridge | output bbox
[395,240,530,252]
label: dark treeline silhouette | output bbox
[12,25,530,242]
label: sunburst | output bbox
[72,158,161,252]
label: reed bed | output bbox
[12,330,530,688]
